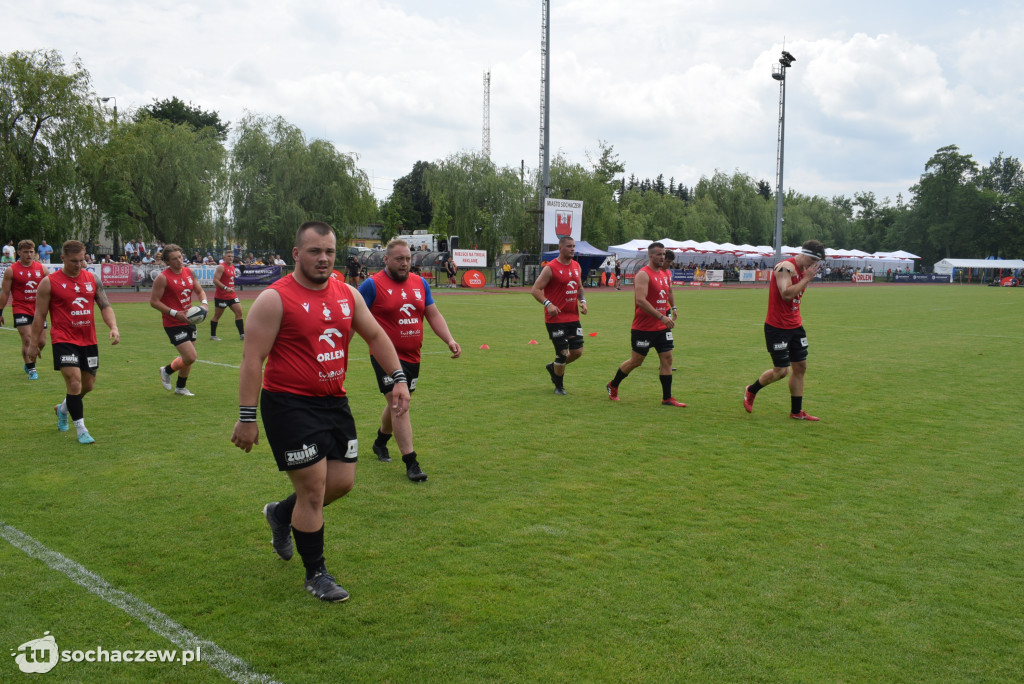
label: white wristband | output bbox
[168,309,177,317]
[201,299,208,305]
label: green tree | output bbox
[230,114,376,253]
[907,145,984,262]
[546,142,623,248]
[382,160,434,231]
[423,151,530,256]
[1,49,103,244]
[137,96,229,141]
[83,116,226,248]
[694,171,773,245]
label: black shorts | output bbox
[164,324,197,347]
[631,328,674,357]
[52,342,99,374]
[214,297,240,309]
[369,356,419,394]
[764,324,808,367]
[545,321,584,354]
[13,313,46,329]
[261,390,358,471]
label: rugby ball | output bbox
[186,305,208,324]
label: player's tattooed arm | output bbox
[95,280,112,309]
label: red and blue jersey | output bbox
[359,271,434,363]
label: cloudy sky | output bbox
[5,0,1024,204]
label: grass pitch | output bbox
[2,284,1023,682]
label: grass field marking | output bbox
[196,359,243,369]
[0,519,281,684]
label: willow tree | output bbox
[423,151,530,255]
[1,49,103,243]
[230,114,376,252]
[83,116,226,248]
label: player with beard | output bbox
[530,235,588,395]
[606,242,686,407]
[743,239,825,420]
[151,244,208,396]
[28,240,120,444]
[0,240,48,379]
[232,221,410,603]
[209,250,245,341]
[358,239,461,482]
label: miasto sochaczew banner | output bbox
[543,198,583,244]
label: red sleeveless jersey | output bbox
[10,260,47,315]
[766,257,804,329]
[262,275,355,397]
[368,270,429,362]
[47,269,98,346]
[632,265,671,331]
[160,267,197,327]
[218,261,236,298]
[543,259,583,324]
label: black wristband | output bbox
[239,406,257,423]
[390,369,408,385]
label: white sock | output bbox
[73,418,87,435]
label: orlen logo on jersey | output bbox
[70,296,91,316]
[317,328,346,362]
[398,303,419,325]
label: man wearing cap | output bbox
[743,239,825,421]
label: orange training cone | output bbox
[528,339,538,345]
[480,344,490,349]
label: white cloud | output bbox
[3,0,1024,207]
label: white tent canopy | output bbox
[607,238,923,268]
[608,239,652,256]
[933,258,1024,275]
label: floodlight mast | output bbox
[772,50,794,262]
[537,0,551,251]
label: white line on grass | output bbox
[0,520,281,684]
[197,359,242,369]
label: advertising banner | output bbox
[543,198,583,244]
[893,273,952,283]
[98,263,131,287]
[703,270,724,283]
[453,249,487,268]
[671,269,696,283]
[852,273,874,283]
[235,265,282,286]
[739,270,757,283]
